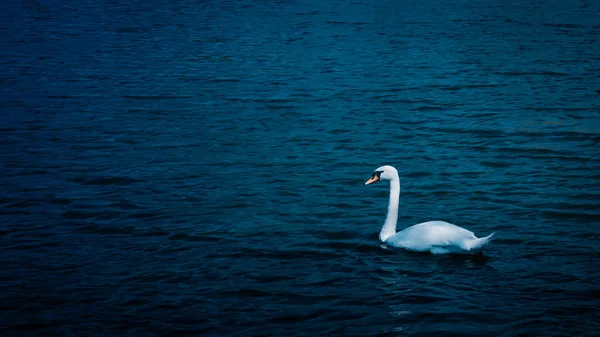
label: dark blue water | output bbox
[1,0,599,336]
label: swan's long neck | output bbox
[379,174,400,242]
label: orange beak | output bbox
[364,176,380,186]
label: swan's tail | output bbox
[469,233,495,251]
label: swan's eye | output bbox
[372,170,383,178]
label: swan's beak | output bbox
[364,176,380,185]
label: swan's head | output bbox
[364,165,398,185]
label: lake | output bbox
[1,0,599,336]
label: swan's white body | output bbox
[366,165,494,255]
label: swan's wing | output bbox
[385,221,475,251]
[419,221,475,247]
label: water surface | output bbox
[1,0,599,336]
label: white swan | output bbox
[365,165,494,255]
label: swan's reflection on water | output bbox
[380,243,493,266]
[373,245,498,334]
